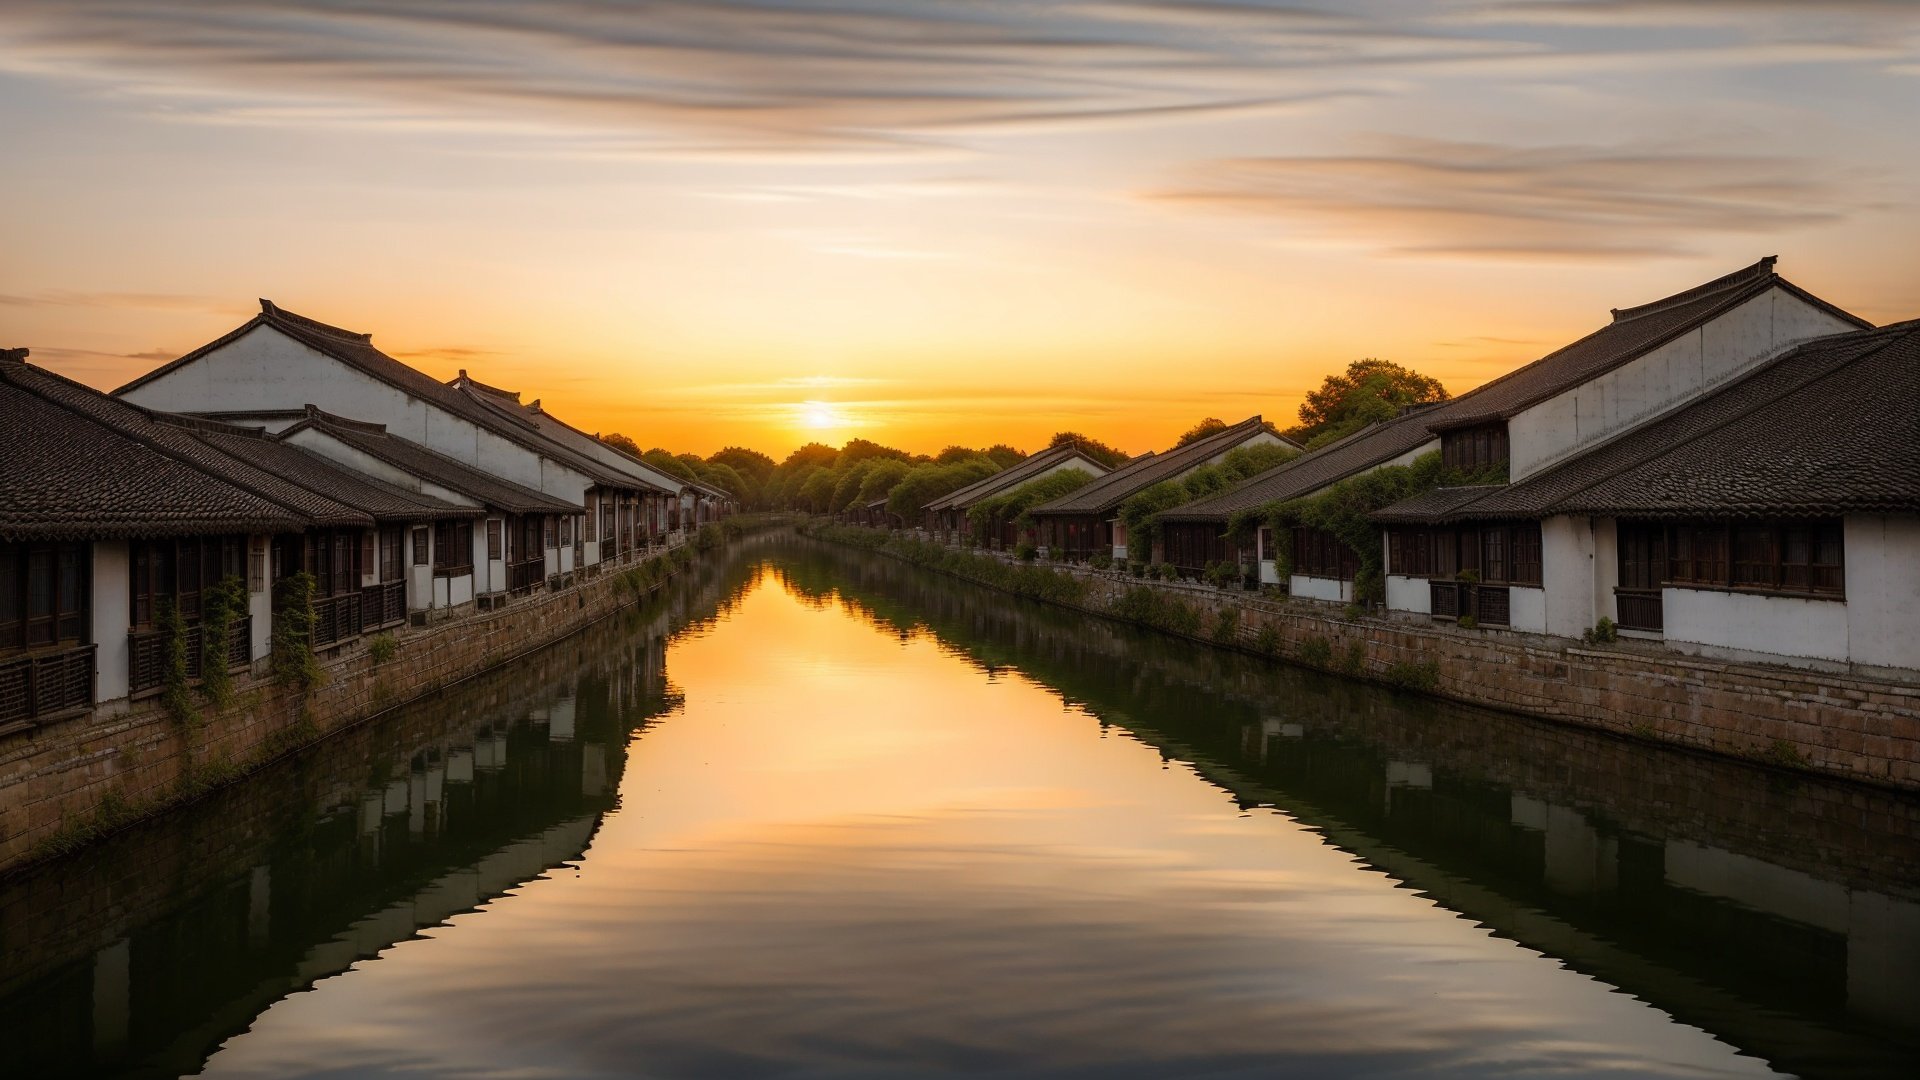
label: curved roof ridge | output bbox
[1609,256,1775,323]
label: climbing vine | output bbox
[1225,451,1507,606]
[198,574,247,710]
[157,598,200,729]
[270,572,322,692]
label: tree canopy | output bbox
[1047,431,1128,469]
[1291,359,1449,449]
[1174,417,1228,446]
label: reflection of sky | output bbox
[2,1,1917,454]
[200,573,1777,1078]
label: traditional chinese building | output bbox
[1373,318,1920,672]
[1028,417,1291,561]
[1160,258,1868,604]
[921,444,1113,546]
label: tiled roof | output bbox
[1164,258,1869,523]
[1370,320,1920,523]
[1545,320,1920,519]
[119,301,667,494]
[923,444,1111,512]
[1159,407,1442,522]
[6,358,374,529]
[284,408,581,515]
[1031,417,1274,517]
[0,353,311,541]
[446,375,683,495]
[193,427,481,524]
[1370,486,1505,525]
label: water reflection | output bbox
[0,534,1914,1078]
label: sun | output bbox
[800,400,843,430]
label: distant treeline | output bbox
[599,359,1448,515]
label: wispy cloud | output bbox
[1148,136,1865,260]
[0,290,242,314]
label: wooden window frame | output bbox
[1663,518,1844,599]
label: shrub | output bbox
[1336,640,1368,676]
[1581,616,1620,645]
[1154,562,1177,581]
[368,632,398,664]
[1015,542,1038,562]
[1128,561,1146,577]
[1385,659,1439,692]
[1203,561,1239,588]
[1342,603,1363,622]
[1458,614,1478,630]
[1212,607,1241,644]
[1297,635,1333,668]
[1253,625,1281,657]
[1089,553,1113,570]
[1110,585,1202,636]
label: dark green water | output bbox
[3,534,1918,1078]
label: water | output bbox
[4,533,1918,1078]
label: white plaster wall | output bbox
[1198,429,1291,468]
[1843,514,1920,671]
[90,541,130,702]
[1508,585,1547,633]
[1663,587,1849,663]
[280,429,484,509]
[1258,560,1281,586]
[1385,574,1430,614]
[120,324,592,503]
[1510,289,1859,480]
[1592,517,1620,624]
[406,528,432,611]
[1540,515,1596,638]
[1290,575,1352,603]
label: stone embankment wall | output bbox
[0,525,765,874]
[824,527,1920,792]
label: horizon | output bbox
[4,1,1918,457]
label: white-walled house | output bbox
[278,408,584,610]
[1377,318,1920,674]
[1163,258,1869,604]
[113,301,675,569]
[1028,417,1296,562]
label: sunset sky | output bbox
[2,1,1916,457]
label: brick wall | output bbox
[0,536,727,874]
[842,533,1920,792]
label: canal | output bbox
[3,533,1918,1078]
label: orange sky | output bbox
[2,2,1916,458]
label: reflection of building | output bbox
[0,553,697,1078]
[805,539,1920,1075]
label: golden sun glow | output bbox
[800,400,848,431]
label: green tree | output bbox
[600,432,644,458]
[1293,359,1449,448]
[856,459,912,505]
[708,446,776,486]
[983,443,1027,468]
[1047,431,1129,469]
[886,458,999,521]
[1175,417,1228,446]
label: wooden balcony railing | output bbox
[363,579,406,629]
[1615,588,1663,632]
[311,592,364,649]
[507,556,546,594]
[130,618,251,695]
[0,644,96,728]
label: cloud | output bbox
[0,1,1527,158]
[0,290,241,314]
[1147,136,1860,260]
